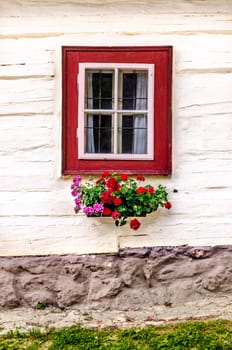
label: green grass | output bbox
[0,320,231,350]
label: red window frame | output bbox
[62,46,172,175]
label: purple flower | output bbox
[83,206,95,214]
[71,185,82,197]
[93,203,104,213]
[75,197,81,206]
[71,190,78,197]
[73,175,81,186]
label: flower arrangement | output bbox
[71,172,171,230]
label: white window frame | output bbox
[77,63,155,160]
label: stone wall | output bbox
[1,246,232,310]
[0,0,232,255]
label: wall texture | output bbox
[0,0,232,256]
[1,246,232,310]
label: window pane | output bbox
[86,71,113,110]
[122,74,136,110]
[133,114,147,154]
[118,114,147,154]
[85,114,112,153]
[119,71,148,110]
[121,115,133,153]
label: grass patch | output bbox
[0,320,231,349]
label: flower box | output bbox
[71,172,171,230]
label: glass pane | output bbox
[122,74,136,110]
[86,71,113,110]
[121,115,133,153]
[118,114,147,154]
[133,114,147,154]
[119,71,148,110]
[85,114,112,153]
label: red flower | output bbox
[100,191,113,204]
[113,197,122,206]
[148,186,155,194]
[164,201,172,209]
[111,211,121,220]
[106,177,119,191]
[136,175,145,181]
[136,186,147,194]
[102,207,111,216]
[130,218,141,230]
[96,178,106,185]
[102,171,110,178]
[120,173,128,181]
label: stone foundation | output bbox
[0,246,232,310]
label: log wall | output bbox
[0,0,232,256]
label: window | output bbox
[78,63,154,160]
[62,46,172,175]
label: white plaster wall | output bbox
[0,0,232,256]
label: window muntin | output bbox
[78,63,154,160]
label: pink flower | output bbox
[83,206,94,214]
[75,197,81,206]
[73,175,81,185]
[93,203,104,213]
[71,190,78,197]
